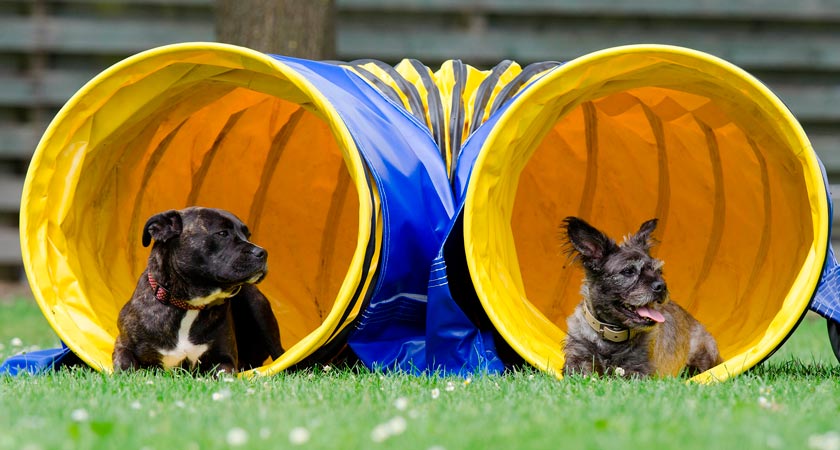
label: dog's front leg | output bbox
[200,326,239,375]
[562,352,601,377]
[685,326,723,375]
[231,286,284,369]
[197,352,238,376]
[112,336,141,371]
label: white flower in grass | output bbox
[322,364,332,373]
[212,389,231,401]
[394,397,409,411]
[371,416,407,442]
[445,381,455,392]
[288,427,310,445]
[809,431,840,450]
[430,388,440,399]
[145,380,154,385]
[10,338,22,347]
[614,367,626,377]
[175,400,186,409]
[527,374,534,380]
[226,427,248,447]
[758,396,781,411]
[388,416,407,435]
[70,408,89,422]
[463,377,472,386]
[759,385,773,396]
[371,425,388,442]
[246,388,256,395]
[130,401,142,410]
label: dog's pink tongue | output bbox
[636,306,665,323]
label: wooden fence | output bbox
[1,0,839,279]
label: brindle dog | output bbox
[112,207,284,374]
[561,217,721,378]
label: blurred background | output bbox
[1,0,839,288]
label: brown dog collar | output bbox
[147,272,206,311]
[582,302,637,343]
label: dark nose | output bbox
[250,246,267,260]
[651,281,665,293]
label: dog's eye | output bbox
[621,267,637,277]
[216,230,229,238]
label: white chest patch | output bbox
[158,310,209,369]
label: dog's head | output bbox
[562,216,668,329]
[142,207,268,287]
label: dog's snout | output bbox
[651,281,665,293]
[250,246,267,260]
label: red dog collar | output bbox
[147,272,206,311]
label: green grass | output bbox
[2,298,840,450]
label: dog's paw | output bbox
[213,363,237,378]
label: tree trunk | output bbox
[215,0,335,60]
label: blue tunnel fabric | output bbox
[1,343,77,376]
[341,59,560,373]
[813,247,840,321]
[810,158,840,323]
[422,90,528,375]
[425,210,505,374]
[265,56,456,371]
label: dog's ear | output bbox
[142,210,183,247]
[562,216,616,266]
[628,218,658,250]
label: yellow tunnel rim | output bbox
[20,42,374,373]
[463,44,827,382]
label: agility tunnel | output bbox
[425,45,838,383]
[3,43,838,382]
[9,42,456,376]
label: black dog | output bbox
[112,207,284,374]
